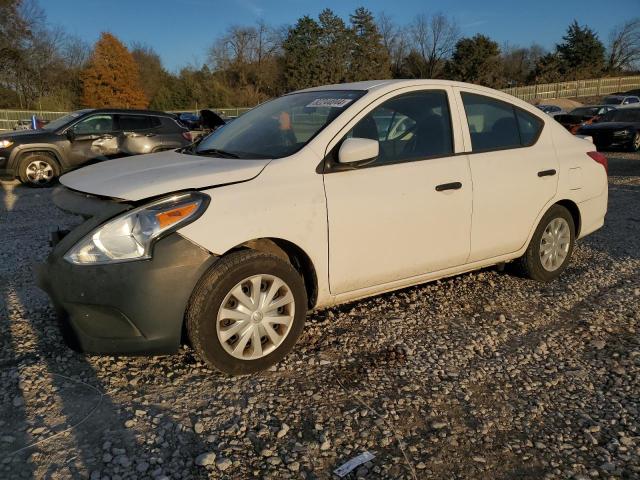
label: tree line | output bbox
[1,0,639,111]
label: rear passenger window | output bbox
[119,115,152,131]
[461,92,543,152]
[516,110,543,146]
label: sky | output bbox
[41,0,637,72]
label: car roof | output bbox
[82,108,174,117]
[298,79,543,105]
[293,79,511,96]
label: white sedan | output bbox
[38,80,608,375]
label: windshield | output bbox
[603,96,623,105]
[195,90,365,159]
[603,109,640,122]
[44,110,92,131]
[569,107,599,117]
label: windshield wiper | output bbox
[195,148,240,158]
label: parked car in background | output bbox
[175,109,229,142]
[602,95,640,106]
[0,109,191,187]
[554,105,617,134]
[577,106,640,151]
[13,119,32,131]
[37,80,608,375]
[536,104,565,117]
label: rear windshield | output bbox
[603,109,640,122]
[603,96,623,105]
[195,90,365,159]
[569,107,599,117]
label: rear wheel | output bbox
[18,152,59,187]
[515,205,575,282]
[186,250,307,375]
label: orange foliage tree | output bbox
[81,32,148,108]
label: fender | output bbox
[8,143,67,174]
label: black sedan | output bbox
[577,107,640,152]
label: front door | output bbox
[67,114,119,165]
[323,88,473,295]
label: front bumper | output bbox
[36,189,217,355]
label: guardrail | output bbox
[501,75,640,101]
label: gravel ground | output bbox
[1,152,639,480]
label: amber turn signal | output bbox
[155,203,199,229]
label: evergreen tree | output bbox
[445,34,502,87]
[282,16,323,90]
[529,53,566,83]
[349,7,391,81]
[557,21,605,78]
[81,32,148,108]
[318,9,351,85]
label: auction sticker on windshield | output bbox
[306,98,354,108]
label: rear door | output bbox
[454,88,558,262]
[117,114,162,155]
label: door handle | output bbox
[538,169,556,177]
[435,181,462,192]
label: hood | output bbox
[580,121,638,131]
[60,150,270,201]
[0,128,49,139]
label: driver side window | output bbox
[346,90,453,165]
[73,115,115,135]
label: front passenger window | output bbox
[73,115,115,135]
[346,90,453,165]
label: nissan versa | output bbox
[37,80,608,375]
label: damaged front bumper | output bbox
[36,187,217,355]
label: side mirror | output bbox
[338,137,379,165]
[66,128,76,141]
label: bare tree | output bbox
[409,12,460,78]
[607,18,640,72]
[377,12,409,76]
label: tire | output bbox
[18,152,60,188]
[186,250,307,375]
[629,132,640,152]
[514,204,575,282]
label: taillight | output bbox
[587,151,608,174]
[182,131,193,142]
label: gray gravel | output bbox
[1,152,639,479]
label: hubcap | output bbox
[216,274,295,360]
[539,217,571,272]
[26,160,54,185]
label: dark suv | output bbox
[0,109,191,187]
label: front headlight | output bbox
[0,139,14,148]
[64,192,209,265]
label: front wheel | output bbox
[515,205,575,282]
[18,152,59,187]
[186,250,307,375]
